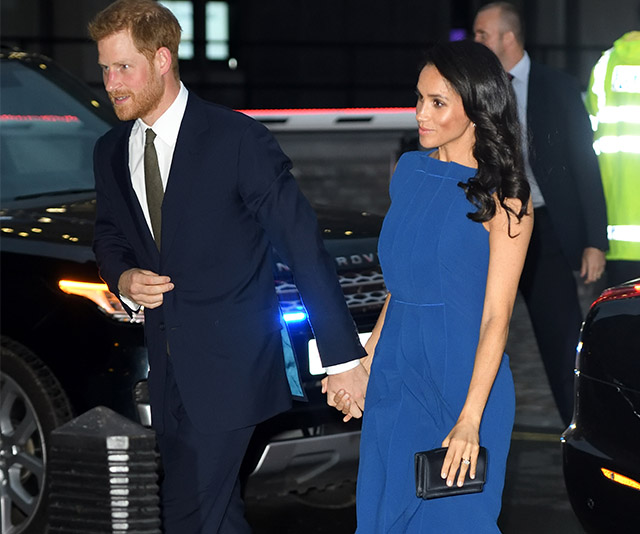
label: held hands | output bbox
[440,419,481,488]
[321,363,369,422]
[331,388,356,422]
[118,268,174,309]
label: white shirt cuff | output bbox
[120,294,141,313]
[325,359,360,375]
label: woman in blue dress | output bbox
[327,41,533,532]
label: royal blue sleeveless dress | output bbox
[356,151,515,533]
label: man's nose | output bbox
[104,70,120,92]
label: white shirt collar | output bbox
[510,51,531,84]
[132,81,189,147]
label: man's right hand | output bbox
[118,268,174,309]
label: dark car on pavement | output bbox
[561,278,640,533]
[0,48,417,533]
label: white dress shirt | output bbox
[510,51,545,208]
[119,82,188,313]
[129,82,189,232]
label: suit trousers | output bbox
[518,207,583,427]
[155,357,255,534]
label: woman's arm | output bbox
[329,292,392,420]
[361,292,391,373]
[441,196,533,488]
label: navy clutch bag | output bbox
[415,446,487,499]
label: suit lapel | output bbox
[110,122,159,262]
[526,62,543,166]
[527,64,542,144]
[161,94,210,255]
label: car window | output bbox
[0,60,112,202]
[275,130,418,216]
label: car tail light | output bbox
[601,468,640,491]
[591,283,640,308]
[58,280,145,323]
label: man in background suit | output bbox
[473,2,608,426]
[89,1,367,531]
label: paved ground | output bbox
[246,279,606,533]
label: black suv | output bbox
[0,49,417,532]
[561,279,640,533]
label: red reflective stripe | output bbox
[237,107,415,115]
[0,114,80,122]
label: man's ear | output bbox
[503,30,517,48]
[155,47,173,76]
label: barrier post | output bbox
[48,406,161,533]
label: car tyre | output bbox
[0,337,73,534]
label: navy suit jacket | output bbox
[93,93,365,433]
[526,61,608,269]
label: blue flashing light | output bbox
[283,311,308,323]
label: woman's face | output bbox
[415,65,475,155]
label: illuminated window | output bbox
[159,1,229,61]
[158,1,194,59]
[206,2,229,60]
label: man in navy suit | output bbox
[88,1,367,531]
[473,2,609,426]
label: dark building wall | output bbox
[195,0,450,108]
[1,0,638,109]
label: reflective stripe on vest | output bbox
[590,50,612,131]
[592,104,640,124]
[593,135,640,154]
[608,225,640,243]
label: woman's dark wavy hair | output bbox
[421,40,530,231]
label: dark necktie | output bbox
[508,72,514,82]
[144,128,163,249]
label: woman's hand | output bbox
[440,419,481,488]
[333,388,354,422]
[336,355,373,421]
[320,362,370,422]
[326,381,368,422]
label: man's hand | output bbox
[321,363,369,422]
[580,247,606,284]
[118,268,173,309]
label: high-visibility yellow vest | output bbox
[586,31,640,262]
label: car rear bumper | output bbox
[245,429,361,498]
[562,432,640,533]
[134,379,361,498]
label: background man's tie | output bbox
[144,128,163,249]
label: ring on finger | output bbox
[462,457,471,466]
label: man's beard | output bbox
[108,72,165,122]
